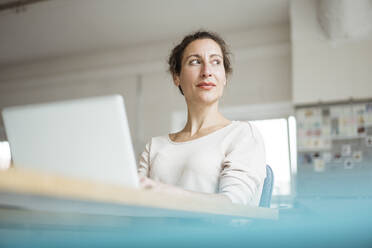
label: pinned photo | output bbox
[341,144,352,157]
[322,108,330,117]
[334,152,342,163]
[366,103,372,125]
[357,126,365,136]
[366,136,372,147]
[344,159,354,169]
[313,152,320,158]
[324,138,332,149]
[304,153,313,164]
[314,158,325,172]
[331,118,340,136]
[352,151,363,163]
[305,109,314,117]
[323,152,332,163]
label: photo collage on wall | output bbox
[296,102,372,172]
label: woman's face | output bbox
[173,38,227,105]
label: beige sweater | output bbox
[138,121,266,206]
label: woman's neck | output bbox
[183,101,230,137]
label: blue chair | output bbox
[259,165,274,208]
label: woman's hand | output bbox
[139,176,157,189]
[139,176,173,193]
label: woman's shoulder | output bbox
[228,121,263,143]
[231,120,255,133]
[141,135,170,155]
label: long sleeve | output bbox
[219,123,266,206]
[138,141,151,177]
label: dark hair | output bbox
[168,30,233,95]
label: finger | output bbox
[139,178,154,189]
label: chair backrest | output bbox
[259,165,274,208]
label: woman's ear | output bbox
[172,73,180,87]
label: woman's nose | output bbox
[201,63,212,78]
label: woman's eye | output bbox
[189,59,200,65]
[212,59,221,65]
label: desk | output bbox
[1,169,372,247]
[0,168,277,219]
[0,168,278,247]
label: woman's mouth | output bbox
[197,82,216,90]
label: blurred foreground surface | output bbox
[1,197,372,248]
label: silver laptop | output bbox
[1,94,139,188]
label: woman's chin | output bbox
[194,93,221,105]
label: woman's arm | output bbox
[140,177,232,204]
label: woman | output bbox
[138,30,266,206]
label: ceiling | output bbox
[317,0,372,40]
[0,0,289,66]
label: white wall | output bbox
[291,0,372,105]
[0,25,291,156]
[223,45,291,105]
